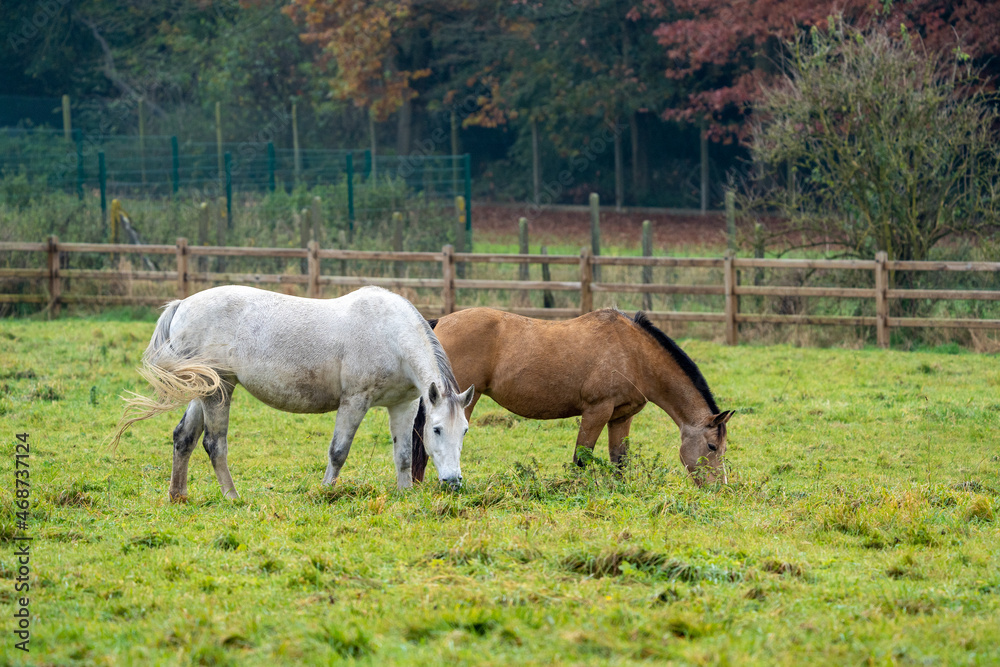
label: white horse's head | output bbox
[423,382,475,490]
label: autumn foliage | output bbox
[650,0,1000,141]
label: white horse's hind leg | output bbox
[169,400,205,502]
[388,400,420,489]
[202,394,240,500]
[322,395,370,486]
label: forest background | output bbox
[5,0,999,210]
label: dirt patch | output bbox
[472,204,728,249]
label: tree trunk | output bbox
[531,117,541,206]
[397,96,412,156]
[614,116,624,212]
[369,109,377,182]
[630,111,647,202]
[700,120,709,214]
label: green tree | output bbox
[746,20,999,263]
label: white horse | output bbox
[112,285,474,500]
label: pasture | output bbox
[1,315,999,665]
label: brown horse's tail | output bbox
[411,398,428,483]
[109,302,224,451]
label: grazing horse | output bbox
[412,308,733,486]
[112,285,474,500]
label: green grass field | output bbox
[1,317,998,666]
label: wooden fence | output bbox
[3,237,1000,348]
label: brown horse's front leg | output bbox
[573,402,614,467]
[608,415,634,468]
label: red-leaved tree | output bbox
[649,0,1000,142]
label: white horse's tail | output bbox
[110,301,224,451]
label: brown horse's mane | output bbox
[630,311,720,414]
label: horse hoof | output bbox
[169,493,189,504]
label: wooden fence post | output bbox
[442,244,455,315]
[454,196,466,279]
[307,240,321,298]
[392,212,404,278]
[724,251,738,345]
[47,235,61,318]
[215,197,227,273]
[641,219,653,312]
[725,190,736,254]
[311,196,323,245]
[197,202,209,273]
[518,218,529,281]
[589,193,601,282]
[299,206,310,275]
[541,245,554,309]
[579,247,593,315]
[875,250,889,349]
[176,237,189,299]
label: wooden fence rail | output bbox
[3,238,1000,348]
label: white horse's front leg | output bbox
[388,400,420,490]
[323,396,370,486]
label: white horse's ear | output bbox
[428,382,440,406]
[460,385,475,408]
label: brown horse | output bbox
[412,307,734,486]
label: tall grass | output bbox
[0,320,998,664]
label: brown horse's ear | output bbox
[428,382,440,406]
[710,410,735,426]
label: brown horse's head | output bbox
[679,410,734,486]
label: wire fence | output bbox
[0,127,473,245]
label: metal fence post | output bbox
[74,129,83,200]
[98,152,107,239]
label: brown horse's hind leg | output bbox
[169,400,204,502]
[608,415,634,468]
[572,402,614,467]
